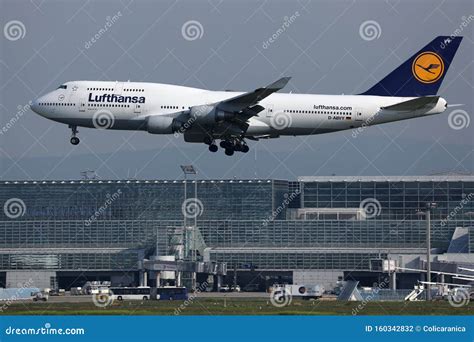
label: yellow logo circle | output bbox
[412,52,444,84]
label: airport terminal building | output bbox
[0,175,473,291]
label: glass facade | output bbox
[210,251,388,270]
[301,177,474,221]
[0,176,472,272]
[1,218,450,249]
[0,250,142,270]
[0,180,286,221]
[470,227,474,253]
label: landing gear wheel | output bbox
[69,125,80,145]
[220,140,230,149]
[225,148,234,156]
[241,145,249,153]
[209,144,218,152]
[204,136,213,145]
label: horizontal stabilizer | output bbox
[381,96,439,112]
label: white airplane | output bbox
[31,36,462,156]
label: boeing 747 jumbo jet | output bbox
[31,36,462,156]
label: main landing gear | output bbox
[205,137,249,156]
[204,136,219,153]
[69,125,80,145]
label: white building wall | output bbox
[293,270,343,290]
[6,271,56,289]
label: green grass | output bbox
[1,299,473,315]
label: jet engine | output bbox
[190,105,235,124]
[146,115,182,134]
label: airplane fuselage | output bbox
[31,80,447,141]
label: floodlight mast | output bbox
[425,202,437,301]
[179,165,198,291]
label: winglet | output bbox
[267,77,291,90]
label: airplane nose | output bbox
[30,99,39,113]
[31,96,49,117]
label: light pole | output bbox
[180,164,197,246]
[424,202,437,301]
[180,165,197,291]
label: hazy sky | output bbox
[0,0,473,180]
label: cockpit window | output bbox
[57,85,67,89]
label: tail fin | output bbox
[361,36,462,97]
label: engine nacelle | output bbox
[146,116,181,134]
[190,105,235,124]
[190,105,216,125]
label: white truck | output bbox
[273,284,324,299]
[31,290,49,302]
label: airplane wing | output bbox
[183,77,290,137]
[381,96,439,112]
[216,77,291,115]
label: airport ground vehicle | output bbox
[272,284,325,299]
[110,287,152,301]
[31,290,49,302]
[156,286,188,300]
[219,285,230,292]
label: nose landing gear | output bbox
[69,125,80,145]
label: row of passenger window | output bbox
[284,109,349,115]
[39,103,75,106]
[88,103,130,108]
[86,88,145,92]
[87,88,113,91]
[161,105,185,110]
